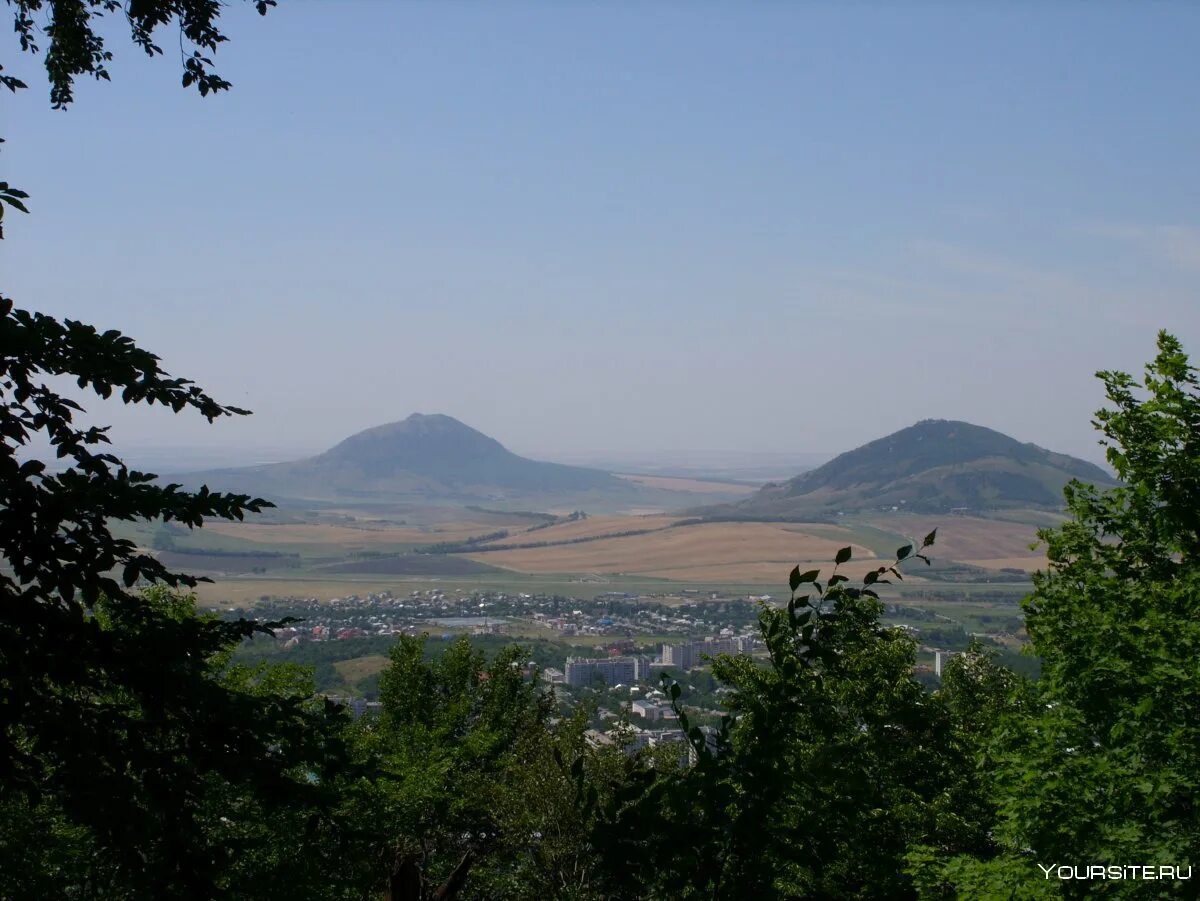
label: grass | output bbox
[189,564,995,609]
[333,654,390,684]
[904,599,1027,636]
[615,474,757,495]
[174,505,1044,652]
[801,520,910,557]
[205,520,526,546]
[860,514,1043,561]
[485,514,683,546]
[467,521,878,581]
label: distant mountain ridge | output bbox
[314,414,618,492]
[712,419,1115,518]
[186,413,622,504]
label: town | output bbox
[229,586,982,756]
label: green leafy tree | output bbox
[359,635,605,900]
[0,4,382,895]
[0,586,364,897]
[588,534,1007,899]
[905,642,1042,900]
[3,0,277,105]
[927,331,1200,898]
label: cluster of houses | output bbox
[584,699,723,767]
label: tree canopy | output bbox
[919,331,1200,898]
[0,237,369,897]
[4,0,276,106]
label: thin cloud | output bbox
[863,238,1186,334]
[906,239,1082,297]
[1086,223,1200,273]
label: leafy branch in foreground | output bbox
[0,180,29,240]
[5,0,279,106]
[0,4,371,895]
[920,330,1200,898]
[0,293,367,895]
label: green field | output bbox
[130,501,1038,663]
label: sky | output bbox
[4,2,1200,468]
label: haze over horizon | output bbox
[5,3,1199,467]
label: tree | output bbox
[2,2,279,231]
[926,331,1200,898]
[0,585,365,898]
[0,3,379,894]
[3,0,277,106]
[358,635,604,899]
[0,178,381,896]
[585,534,1008,899]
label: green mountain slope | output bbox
[715,419,1116,518]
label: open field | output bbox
[156,551,305,574]
[959,556,1047,573]
[633,558,888,582]
[316,505,531,526]
[905,599,1027,636]
[798,521,915,557]
[486,514,682,546]
[862,514,1043,561]
[469,521,879,581]
[616,474,757,495]
[333,655,390,684]
[315,555,503,576]
[205,520,528,547]
[173,505,1050,606]
[984,508,1068,529]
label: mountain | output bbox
[186,414,624,505]
[712,419,1116,518]
[313,415,619,492]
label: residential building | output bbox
[631,700,664,722]
[660,635,759,671]
[934,649,960,677]
[565,655,652,687]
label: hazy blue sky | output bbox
[4,2,1199,466]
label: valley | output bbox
[129,413,1099,703]
[137,499,1045,700]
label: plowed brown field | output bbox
[486,514,683,547]
[471,521,876,581]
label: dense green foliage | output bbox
[918,331,1200,898]
[232,631,575,698]
[363,636,595,898]
[1,8,359,895]
[0,587,360,898]
[0,292,378,895]
[582,536,999,899]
